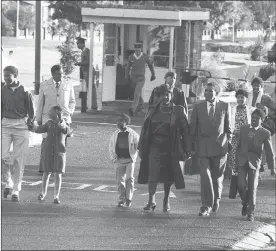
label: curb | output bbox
[229,222,276,250]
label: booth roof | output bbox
[81,2,210,12]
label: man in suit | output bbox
[35,64,76,173]
[236,108,275,222]
[190,82,233,217]
[148,71,188,115]
[75,37,97,111]
[125,43,156,116]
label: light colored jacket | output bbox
[109,127,140,163]
[36,77,76,124]
[230,104,255,132]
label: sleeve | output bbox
[125,55,132,78]
[148,88,157,107]
[176,89,188,116]
[178,106,191,152]
[35,83,45,123]
[224,103,233,143]
[264,132,275,172]
[34,123,47,134]
[132,130,140,150]
[59,120,70,135]
[68,84,76,115]
[189,104,198,150]
[26,91,35,121]
[146,55,155,76]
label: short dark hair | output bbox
[251,77,264,88]
[4,65,18,76]
[118,113,131,125]
[51,105,63,120]
[252,108,266,121]
[51,65,62,74]
[235,88,248,98]
[206,82,220,94]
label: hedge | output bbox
[203,43,253,54]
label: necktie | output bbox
[209,103,214,121]
[55,82,60,89]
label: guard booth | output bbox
[81,3,210,110]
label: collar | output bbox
[117,127,130,133]
[250,125,260,130]
[7,81,20,89]
[133,52,143,60]
[82,47,87,52]
[52,79,61,85]
[207,98,217,106]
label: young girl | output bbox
[32,105,71,204]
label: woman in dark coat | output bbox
[138,85,191,212]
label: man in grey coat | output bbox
[190,82,233,217]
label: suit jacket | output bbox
[190,99,233,157]
[148,84,188,115]
[36,77,76,124]
[236,124,275,171]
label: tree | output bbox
[1,13,15,36]
[19,5,35,36]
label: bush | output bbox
[204,43,252,54]
[250,36,265,61]
[258,64,276,81]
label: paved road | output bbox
[2,123,276,250]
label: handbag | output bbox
[229,175,238,199]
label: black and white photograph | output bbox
[1,0,276,250]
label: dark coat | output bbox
[137,102,191,189]
[35,119,69,173]
[148,84,188,115]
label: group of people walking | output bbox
[109,72,276,222]
[1,56,276,222]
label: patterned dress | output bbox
[226,106,248,177]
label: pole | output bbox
[34,1,42,95]
[169,27,174,71]
[120,24,124,64]
[87,22,95,110]
[232,16,235,42]
[15,0,20,38]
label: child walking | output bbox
[32,105,71,204]
[109,113,139,207]
[236,108,275,222]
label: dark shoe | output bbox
[199,208,210,216]
[3,188,11,198]
[117,201,125,207]
[163,200,171,212]
[11,194,19,202]
[128,108,134,117]
[38,194,45,201]
[212,202,219,213]
[53,198,60,204]
[247,213,254,222]
[242,204,248,216]
[125,199,132,207]
[143,202,156,211]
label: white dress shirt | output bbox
[207,99,217,114]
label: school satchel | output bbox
[229,175,238,199]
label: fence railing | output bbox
[202,29,276,40]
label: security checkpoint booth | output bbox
[81,3,210,111]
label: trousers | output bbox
[237,161,259,214]
[1,120,29,194]
[198,155,227,210]
[130,78,145,112]
[114,158,135,202]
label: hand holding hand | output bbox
[150,75,156,82]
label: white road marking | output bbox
[74,184,92,190]
[29,181,42,186]
[140,191,176,198]
[93,185,137,193]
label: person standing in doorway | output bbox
[190,82,233,217]
[35,65,76,173]
[125,43,156,116]
[1,66,35,202]
[75,37,97,112]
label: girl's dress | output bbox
[35,119,69,173]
